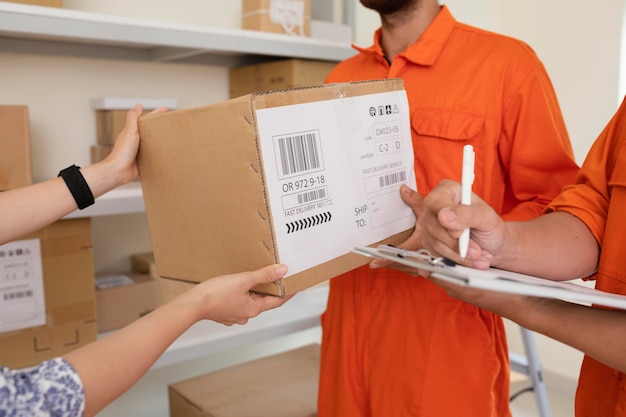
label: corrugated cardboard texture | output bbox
[138,79,411,296]
[0,106,32,191]
[0,218,97,369]
[169,344,320,417]
[96,273,159,332]
[229,59,336,98]
[242,0,311,36]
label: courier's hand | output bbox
[370,185,425,274]
[421,179,506,269]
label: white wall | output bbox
[352,0,625,383]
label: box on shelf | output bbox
[131,251,190,305]
[0,218,97,369]
[95,273,159,333]
[0,106,32,191]
[3,0,63,7]
[168,344,320,417]
[242,0,310,36]
[137,79,416,296]
[92,97,177,145]
[90,144,113,163]
[95,110,131,146]
[229,58,336,98]
[130,252,159,277]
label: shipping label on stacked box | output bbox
[0,238,45,333]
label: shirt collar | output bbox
[352,4,456,66]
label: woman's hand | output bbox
[190,264,294,326]
[102,104,168,186]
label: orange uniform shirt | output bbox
[319,6,579,417]
[547,97,626,417]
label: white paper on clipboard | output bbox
[353,245,626,310]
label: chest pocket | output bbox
[410,109,486,195]
[411,109,485,141]
[598,140,626,294]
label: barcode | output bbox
[378,171,407,188]
[277,131,321,176]
[4,290,33,300]
[296,188,327,205]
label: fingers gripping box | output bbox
[137,79,416,296]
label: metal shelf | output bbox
[98,283,329,370]
[64,182,144,219]
[0,2,355,66]
[3,2,354,219]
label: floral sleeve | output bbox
[0,357,85,417]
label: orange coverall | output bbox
[319,6,580,416]
[547,97,626,417]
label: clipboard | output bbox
[353,245,626,310]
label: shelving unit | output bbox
[3,4,341,413]
[138,283,328,370]
[64,182,144,219]
[0,1,355,219]
[0,2,355,67]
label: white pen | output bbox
[459,144,475,259]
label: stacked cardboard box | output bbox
[0,106,32,191]
[95,272,159,333]
[90,97,177,163]
[169,344,320,417]
[91,110,127,163]
[229,59,336,98]
[131,252,193,305]
[242,0,311,36]
[0,219,97,369]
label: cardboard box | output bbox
[138,79,416,296]
[0,106,32,191]
[229,59,336,98]
[95,103,172,145]
[90,144,113,163]
[95,110,128,145]
[169,344,320,417]
[0,218,97,369]
[3,0,63,7]
[130,252,159,277]
[130,252,195,305]
[242,0,311,36]
[95,273,159,332]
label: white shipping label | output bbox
[0,238,46,333]
[95,274,135,290]
[256,89,417,277]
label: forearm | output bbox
[505,297,626,373]
[63,290,201,417]
[493,212,599,280]
[0,160,129,245]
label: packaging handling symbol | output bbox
[286,212,332,233]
